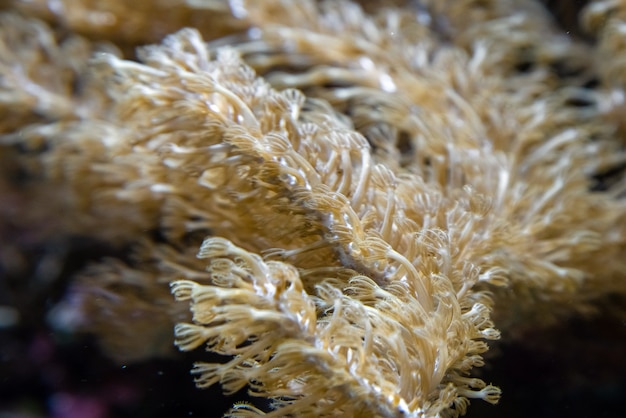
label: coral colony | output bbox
[1,0,625,417]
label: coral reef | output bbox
[1,0,625,417]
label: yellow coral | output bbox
[1,1,626,417]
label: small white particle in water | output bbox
[0,306,19,328]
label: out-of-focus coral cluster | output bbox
[1,1,625,417]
